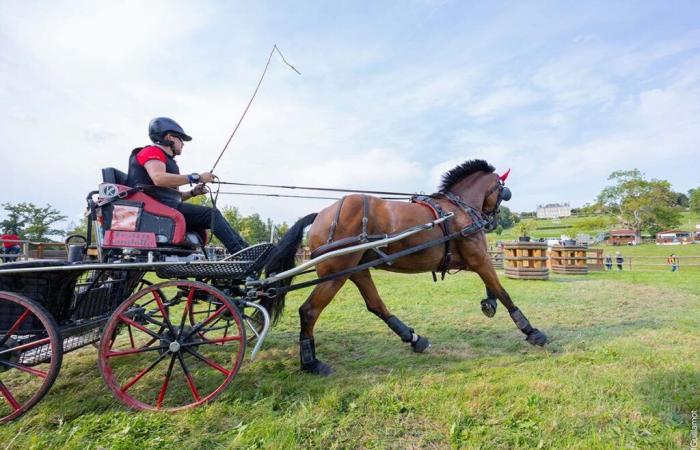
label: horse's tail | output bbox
[261,212,318,323]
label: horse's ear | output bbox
[499,169,511,183]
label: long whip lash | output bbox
[210,45,300,173]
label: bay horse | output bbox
[263,160,548,375]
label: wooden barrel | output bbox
[488,249,504,269]
[586,248,604,271]
[503,242,549,280]
[550,245,588,275]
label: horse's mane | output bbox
[439,159,495,192]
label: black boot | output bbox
[299,336,333,376]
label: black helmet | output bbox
[148,117,192,144]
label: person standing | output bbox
[604,254,613,271]
[667,254,679,272]
[1,228,21,262]
[615,251,624,271]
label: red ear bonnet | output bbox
[499,168,511,183]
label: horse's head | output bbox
[480,169,512,231]
[438,159,512,231]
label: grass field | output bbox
[1,244,699,449]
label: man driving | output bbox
[127,117,248,254]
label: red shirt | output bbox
[1,234,20,248]
[136,146,168,166]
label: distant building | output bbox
[696,225,700,242]
[608,229,638,246]
[536,203,571,219]
[656,230,693,245]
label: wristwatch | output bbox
[187,173,201,185]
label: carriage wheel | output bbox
[99,281,246,411]
[0,292,63,423]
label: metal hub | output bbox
[168,341,181,353]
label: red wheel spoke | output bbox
[177,287,196,339]
[153,291,176,336]
[0,337,50,356]
[176,353,201,402]
[117,314,163,342]
[127,325,136,349]
[183,306,228,341]
[155,354,177,409]
[183,347,231,376]
[185,335,242,346]
[0,359,47,378]
[106,345,167,358]
[120,351,170,393]
[0,380,21,411]
[0,309,31,347]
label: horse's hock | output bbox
[550,245,589,275]
[503,242,549,280]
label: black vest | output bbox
[127,146,182,207]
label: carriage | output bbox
[1,160,546,423]
[0,168,455,423]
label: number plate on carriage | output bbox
[103,230,157,248]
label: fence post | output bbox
[628,256,632,271]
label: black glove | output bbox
[190,183,208,197]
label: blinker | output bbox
[501,187,512,202]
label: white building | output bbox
[536,203,571,219]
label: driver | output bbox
[127,117,248,254]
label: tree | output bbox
[572,216,610,236]
[240,213,269,244]
[673,192,689,208]
[497,206,515,229]
[690,188,700,214]
[597,170,681,238]
[0,203,27,236]
[1,202,67,241]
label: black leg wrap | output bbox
[299,336,333,376]
[480,298,498,318]
[385,315,414,343]
[509,309,548,346]
[509,308,534,334]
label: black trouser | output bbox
[177,203,248,254]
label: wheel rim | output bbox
[0,292,62,423]
[99,281,246,411]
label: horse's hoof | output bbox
[480,298,497,318]
[526,329,548,346]
[411,335,431,353]
[301,359,334,376]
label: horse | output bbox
[262,159,548,375]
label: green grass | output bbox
[2,246,699,449]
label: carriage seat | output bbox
[97,167,206,249]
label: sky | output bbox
[1,0,699,228]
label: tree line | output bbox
[0,200,289,245]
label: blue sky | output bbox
[1,1,699,227]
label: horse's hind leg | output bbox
[350,270,431,353]
[299,277,348,376]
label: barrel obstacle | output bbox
[585,248,604,271]
[488,249,504,269]
[503,242,549,280]
[550,244,589,275]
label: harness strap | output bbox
[327,196,346,244]
[411,195,452,281]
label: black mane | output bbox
[439,159,495,192]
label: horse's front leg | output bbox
[481,287,498,318]
[460,240,548,346]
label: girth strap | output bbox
[411,195,452,281]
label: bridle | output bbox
[440,176,511,233]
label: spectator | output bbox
[615,251,624,271]
[604,254,613,271]
[667,254,679,272]
[1,228,21,263]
